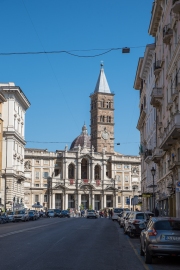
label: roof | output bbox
[70,124,91,150]
[94,63,111,94]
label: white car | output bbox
[119,211,131,228]
[112,208,123,221]
[86,210,97,219]
[47,210,55,218]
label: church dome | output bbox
[70,124,91,150]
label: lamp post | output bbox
[151,166,156,212]
[132,186,135,211]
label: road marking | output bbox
[0,219,72,239]
[126,236,152,270]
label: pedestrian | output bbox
[108,209,111,219]
[155,207,159,217]
[110,209,113,219]
[104,209,107,218]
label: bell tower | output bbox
[90,63,115,154]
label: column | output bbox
[104,194,106,208]
[115,194,118,208]
[101,194,104,209]
[62,192,65,210]
[91,162,94,182]
[52,193,55,209]
[92,193,95,210]
[65,193,68,209]
[122,195,124,208]
[88,162,91,181]
[78,194,81,210]
[78,162,81,180]
[129,195,132,210]
[61,192,65,210]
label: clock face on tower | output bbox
[102,128,109,140]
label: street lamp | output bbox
[151,166,156,212]
[132,186,135,211]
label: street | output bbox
[0,218,180,270]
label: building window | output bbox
[35,195,39,202]
[44,195,48,202]
[116,164,121,169]
[55,169,59,176]
[35,184,39,187]
[125,175,129,182]
[116,175,121,182]
[124,165,129,169]
[125,187,129,189]
[44,160,49,165]
[35,160,40,164]
[43,172,49,178]
[35,171,40,179]
[43,184,47,187]
[118,196,121,203]
[118,186,121,189]
[107,116,111,123]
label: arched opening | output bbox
[81,158,88,179]
[94,165,101,180]
[68,163,75,179]
[106,161,111,178]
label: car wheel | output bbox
[140,243,144,256]
[144,245,152,264]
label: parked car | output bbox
[47,210,55,218]
[0,213,9,223]
[112,208,123,221]
[6,211,15,222]
[140,217,180,264]
[53,209,61,217]
[117,212,123,224]
[86,210,98,219]
[28,211,38,221]
[59,210,70,218]
[124,211,154,237]
[14,210,29,222]
[119,211,131,228]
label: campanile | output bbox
[90,64,115,153]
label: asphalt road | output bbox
[0,217,180,270]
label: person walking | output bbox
[108,209,111,219]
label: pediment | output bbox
[79,153,92,160]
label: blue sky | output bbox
[0,0,154,155]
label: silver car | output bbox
[140,217,180,264]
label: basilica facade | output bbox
[24,65,141,211]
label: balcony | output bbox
[83,179,89,184]
[150,87,163,107]
[96,180,101,186]
[153,61,162,76]
[69,179,74,185]
[159,112,180,150]
[137,108,146,131]
[167,99,173,110]
[163,24,173,45]
[172,90,178,102]
[172,0,180,14]
[151,148,165,163]
[157,121,163,128]
[168,161,180,171]
[144,149,152,164]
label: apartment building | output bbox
[0,83,30,211]
[134,0,180,217]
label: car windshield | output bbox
[88,210,95,212]
[154,220,180,230]
[15,211,24,214]
[7,212,14,215]
[113,208,123,213]
[136,213,145,219]
[54,209,60,213]
[29,211,34,214]
[48,211,54,213]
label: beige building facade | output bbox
[134,0,180,217]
